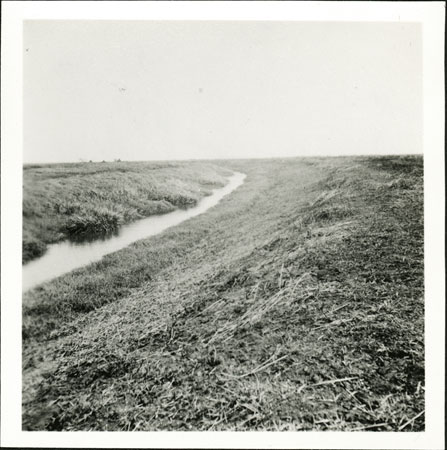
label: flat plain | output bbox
[22,155,424,431]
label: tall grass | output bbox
[22,161,231,263]
[64,208,123,236]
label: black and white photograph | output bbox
[1,1,445,449]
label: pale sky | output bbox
[23,21,422,163]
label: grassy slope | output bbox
[22,156,424,431]
[22,161,231,263]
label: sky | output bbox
[23,21,422,163]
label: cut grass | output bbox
[22,161,231,263]
[22,155,424,431]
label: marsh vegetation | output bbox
[22,156,424,431]
[22,161,231,263]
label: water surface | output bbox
[23,172,246,292]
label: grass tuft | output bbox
[64,209,123,236]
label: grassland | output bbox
[22,161,231,263]
[22,155,424,431]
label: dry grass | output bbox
[22,155,424,431]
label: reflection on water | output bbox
[23,172,246,292]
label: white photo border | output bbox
[1,1,445,449]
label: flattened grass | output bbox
[23,155,424,431]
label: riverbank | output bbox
[22,172,245,292]
[23,161,231,263]
[23,155,424,431]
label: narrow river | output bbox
[23,172,246,292]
